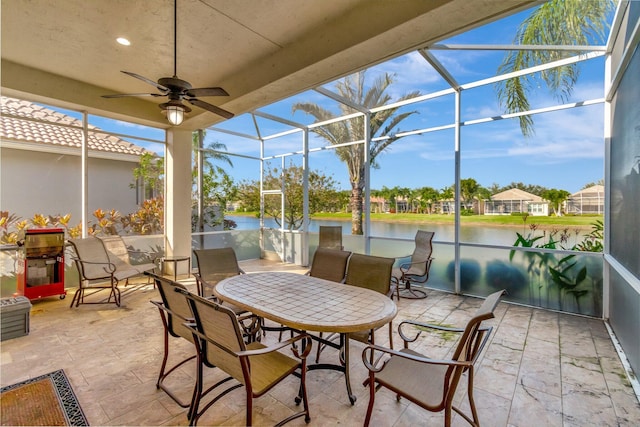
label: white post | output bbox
[165,128,193,269]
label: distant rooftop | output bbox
[491,188,544,202]
[0,96,149,156]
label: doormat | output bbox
[1,369,89,426]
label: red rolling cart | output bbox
[16,228,66,300]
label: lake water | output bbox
[227,215,548,247]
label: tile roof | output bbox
[571,185,604,197]
[0,96,150,156]
[491,188,543,202]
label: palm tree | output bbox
[496,0,614,136]
[292,71,420,234]
[192,132,233,175]
[192,132,235,232]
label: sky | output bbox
[79,4,613,195]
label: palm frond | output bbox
[495,0,613,137]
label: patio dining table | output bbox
[214,271,397,404]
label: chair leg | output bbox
[246,389,253,426]
[70,287,82,308]
[467,367,480,426]
[364,372,376,427]
[189,350,205,425]
[155,309,196,409]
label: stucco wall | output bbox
[1,148,140,224]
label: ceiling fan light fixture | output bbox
[166,104,184,125]
[161,100,191,126]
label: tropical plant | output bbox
[131,152,164,198]
[292,71,420,234]
[509,219,604,314]
[496,0,615,136]
[574,220,604,252]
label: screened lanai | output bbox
[1,0,639,405]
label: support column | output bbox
[165,128,192,264]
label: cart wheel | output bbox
[60,294,66,300]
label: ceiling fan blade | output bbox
[187,98,234,119]
[121,71,169,92]
[102,93,164,98]
[187,87,229,97]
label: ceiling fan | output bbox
[102,0,233,125]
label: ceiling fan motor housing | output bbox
[158,76,192,92]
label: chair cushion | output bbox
[375,348,449,409]
[244,342,300,395]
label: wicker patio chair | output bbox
[391,230,434,299]
[362,289,506,427]
[178,289,312,426]
[148,272,197,410]
[318,225,343,250]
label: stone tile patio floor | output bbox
[1,259,639,426]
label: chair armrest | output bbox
[238,334,313,360]
[362,344,472,373]
[72,257,117,275]
[398,319,465,344]
[400,257,434,272]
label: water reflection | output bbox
[228,215,557,247]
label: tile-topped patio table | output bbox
[215,271,397,404]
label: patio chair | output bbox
[193,247,245,299]
[361,289,506,427]
[391,230,434,299]
[344,253,396,350]
[316,253,395,362]
[178,289,312,426]
[98,235,157,286]
[318,225,343,250]
[306,247,351,282]
[278,247,352,340]
[68,236,155,307]
[193,247,261,341]
[148,272,197,409]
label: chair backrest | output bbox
[345,253,395,296]
[180,290,247,383]
[409,230,434,276]
[69,237,112,280]
[318,225,343,250]
[451,289,505,365]
[150,273,194,343]
[193,248,243,297]
[309,248,351,282]
[98,235,132,270]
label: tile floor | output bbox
[1,259,639,426]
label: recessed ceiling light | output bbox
[116,37,131,46]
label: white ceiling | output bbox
[1,0,537,130]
